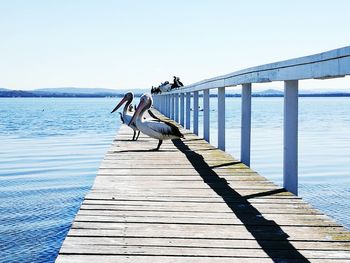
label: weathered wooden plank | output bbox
[70,222,347,236]
[84,192,301,200]
[77,209,325,219]
[58,245,350,259]
[56,255,350,263]
[55,255,298,263]
[61,236,350,250]
[73,215,338,227]
[81,198,308,205]
[92,180,279,189]
[92,175,268,182]
[88,188,298,198]
[78,202,316,212]
[67,227,350,241]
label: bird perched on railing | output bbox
[129,94,184,150]
[151,86,162,95]
[171,76,184,89]
[111,92,140,141]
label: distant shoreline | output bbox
[1,88,350,98]
[1,93,350,98]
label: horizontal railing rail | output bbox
[152,46,350,195]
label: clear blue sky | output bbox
[1,0,350,90]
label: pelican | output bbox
[111,92,140,141]
[129,94,184,150]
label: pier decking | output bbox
[57,110,350,263]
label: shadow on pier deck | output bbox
[56,110,350,263]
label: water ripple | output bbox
[0,98,118,262]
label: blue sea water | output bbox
[0,97,349,262]
[0,98,119,262]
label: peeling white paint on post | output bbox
[193,91,199,135]
[284,80,299,195]
[203,89,210,143]
[180,93,185,127]
[218,87,225,151]
[241,83,252,166]
[175,94,179,123]
[186,92,191,129]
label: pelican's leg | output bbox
[135,131,141,141]
[155,140,163,150]
[132,130,136,141]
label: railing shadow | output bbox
[172,139,310,262]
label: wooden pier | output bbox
[56,111,350,263]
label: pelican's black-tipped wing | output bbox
[165,120,184,138]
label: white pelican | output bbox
[111,92,140,141]
[129,94,184,150]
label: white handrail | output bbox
[152,46,350,195]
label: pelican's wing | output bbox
[146,119,184,138]
[147,109,161,122]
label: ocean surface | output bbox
[0,97,349,262]
[0,98,119,262]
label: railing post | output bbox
[203,89,210,142]
[175,93,179,123]
[241,83,252,166]
[186,92,191,129]
[164,95,167,116]
[193,91,199,135]
[180,93,185,127]
[163,95,167,115]
[153,96,158,109]
[167,95,170,117]
[284,80,299,195]
[218,87,225,151]
[168,95,171,118]
[170,94,174,119]
[160,96,164,114]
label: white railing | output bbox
[152,46,350,195]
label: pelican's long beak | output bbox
[128,100,146,126]
[111,96,128,113]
